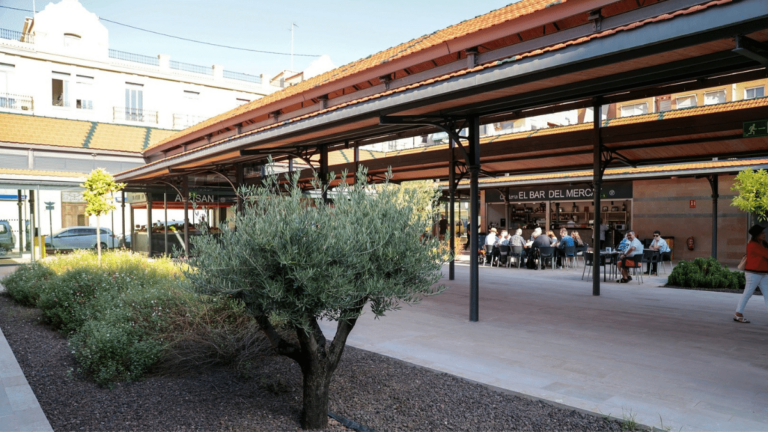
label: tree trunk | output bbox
[300,360,332,430]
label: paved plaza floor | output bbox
[320,262,768,432]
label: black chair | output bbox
[538,247,556,270]
[582,251,599,280]
[509,245,524,268]
[658,251,671,274]
[575,245,587,267]
[484,244,494,266]
[496,245,510,267]
[563,246,577,269]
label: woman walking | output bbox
[734,224,768,323]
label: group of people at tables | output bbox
[483,226,672,282]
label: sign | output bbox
[486,181,633,203]
[689,199,696,209]
[744,119,768,138]
[62,191,86,203]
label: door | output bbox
[62,203,86,228]
[125,83,143,121]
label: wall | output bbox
[632,175,747,265]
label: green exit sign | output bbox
[744,119,768,138]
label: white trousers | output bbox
[736,272,768,314]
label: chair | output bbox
[483,244,494,266]
[582,251,602,280]
[496,245,510,267]
[658,251,671,274]
[537,247,556,270]
[509,246,524,268]
[563,246,577,269]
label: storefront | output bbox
[126,189,236,257]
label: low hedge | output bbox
[666,257,746,290]
[2,250,265,386]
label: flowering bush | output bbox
[3,262,55,307]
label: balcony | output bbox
[108,49,159,66]
[0,93,34,112]
[223,70,261,84]
[0,28,33,44]
[170,60,212,76]
[173,113,206,129]
[113,107,158,124]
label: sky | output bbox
[0,0,514,79]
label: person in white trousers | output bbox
[735,224,768,323]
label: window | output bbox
[676,95,697,108]
[100,228,110,235]
[52,72,70,107]
[745,86,765,100]
[658,99,671,112]
[620,102,648,117]
[0,224,7,234]
[75,75,94,110]
[125,83,143,121]
[704,90,726,105]
[63,33,81,48]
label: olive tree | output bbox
[732,168,768,222]
[185,168,448,429]
[81,168,125,264]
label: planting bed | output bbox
[0,293,625,431]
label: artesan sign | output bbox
[175,194,218,203]
[486,182,633,203]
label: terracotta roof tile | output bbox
[0,168,86,179]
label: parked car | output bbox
[46,226,119,251]
[0,220,17,256]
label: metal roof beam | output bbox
[734,35,768,66]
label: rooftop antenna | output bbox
[290,22,298,71]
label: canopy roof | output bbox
[115,0,768,187]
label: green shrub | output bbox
[3,262,56,306]
[70,319,163,385]
[37,268,112,334]
[667,257,746,289]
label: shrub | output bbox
[667,257,746,289]
[3,262,55,306]
[36,268,111,334]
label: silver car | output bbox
[47,226,119,251]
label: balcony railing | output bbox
[223,70,261,84]
[108,49,159,66]
[113,107,159,124]
[0,93,34,112]
[170,60,213,75]
[173,113,206,129]
[0,28,33,44]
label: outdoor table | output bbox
[599,251,619,282]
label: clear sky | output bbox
[0,0,514,79]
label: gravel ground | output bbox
[0,293,626,431]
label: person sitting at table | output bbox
[547,230,558,247]
[498,230,510,246]
[616,231,644,283]
[571,231,585,247]
[484,228,499,264]
[509,228,527,266]
[530,227,542,242]
[616,233,630,253]
[556,228,574,267]
[645,230,670,275]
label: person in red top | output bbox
[734,224,768,323]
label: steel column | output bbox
[182,177,190,257]
[235,164,244,213]
[709,175,719,259]
[130,202,135,252]
[146,193,153,257]
[164,192,168,256]
[354,146,360,184]
[121,191,126,248]
[320,145,329,200]
[504,188,510,231]
[17,190,22,257]
[592,103,602,297]
[468,116,481,322]
[448,138,456,281]
[28,189,35,262]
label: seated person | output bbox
[572,231,584,247]
[616,231,644,283]
[484,228,498,264]
[498,230,510,246]
[556,228,574,267]
[529,230,552,269]
[528,227,542,243]
[508,228,527,265]
[547,230,558,246]
[645,230,671,275]
[616,233,630,253]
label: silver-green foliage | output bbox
[186,169,447,330]
[185,167,448,429]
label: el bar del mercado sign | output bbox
[486,182,633,203]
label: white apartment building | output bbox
[0,0,285,258]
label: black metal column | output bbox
[164,192,168,256]
[504,188,510,230]
[448,139,456,281]
[468,116,481,322]
[592,103,602,297]
[121,191,126,247]
[182,177,190,257]
[17,190,23,257]
[235,164,244,214]
[320,145,329,200]
[28,189,35,262]
[709,175,719,259]
[146,193,153,257]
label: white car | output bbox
[47,226,119,250]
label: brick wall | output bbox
[632,175,747,265]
